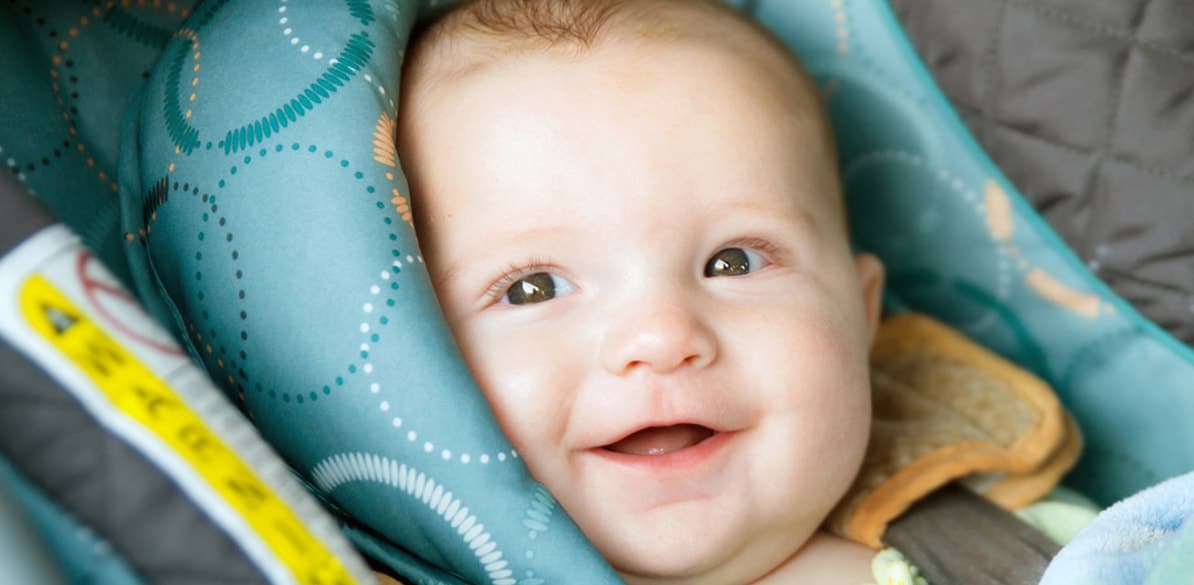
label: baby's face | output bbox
[401,21,884,585]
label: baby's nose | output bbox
[599,302,717,376]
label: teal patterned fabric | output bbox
[2,0,1191,584]
[0,1,190,286]
[119,1,619,583]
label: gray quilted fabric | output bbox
[889,0,1194,346]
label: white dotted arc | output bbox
[277,0,326,61]
[275,0,396,111]
[6,150,28,184]
[356,255,516,465]
[361,73,396,113]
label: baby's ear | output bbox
[854,252,885,346]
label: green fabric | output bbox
[1014,487,1102,546]
[869,549,929,585]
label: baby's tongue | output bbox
[605,424,714,456]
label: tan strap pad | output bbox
[827,313,1082,548]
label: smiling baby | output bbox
[396,1,886,583]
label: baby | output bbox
[397,0,885,583]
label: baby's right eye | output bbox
[500,272,575,305]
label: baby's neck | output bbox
[751,530,875,585]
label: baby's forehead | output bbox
[400,0,847,234]
[407,0,819,103]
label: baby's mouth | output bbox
[602,424,716,456]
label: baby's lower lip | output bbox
[589,430,734,471]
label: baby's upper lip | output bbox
[570,379,751,450]
[585,416,737,451]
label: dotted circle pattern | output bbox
[2,1,176,193]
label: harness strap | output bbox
[886,483,1060,585]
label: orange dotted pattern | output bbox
[40,2,192,194]
[372,111,413,227]
[830,0,850,55]
[170,27,201,173]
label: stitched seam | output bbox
[1100,151,1194,186]
[970,109,1092,156]
[1100,0,1152,156]
[1004,0,1194,66]
[954,102,1194,185]
[981,0,1010,146]
[1083,0,1154,254]
[1100,267,1194,297]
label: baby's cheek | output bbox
[757,313,872,466]
[453,322,574,458]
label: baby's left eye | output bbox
[704,247,768,277]
[499,271,575,305]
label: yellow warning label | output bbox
[19,275,358,585]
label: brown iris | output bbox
[704,248,751,277]
[506,272,556,305]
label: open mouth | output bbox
[601,423,717,456]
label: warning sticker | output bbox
[14,272,359,585]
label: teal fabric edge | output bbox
[868,0,1194,368]
[343,524,472,585]
[0,457,69,585]
[116,83,203,362]
[116,82,166,339]
[0,457,143,585]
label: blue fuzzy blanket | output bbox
[1041,471,1194,585]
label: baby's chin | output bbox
[610,537,806,585]
[583,501,816,585]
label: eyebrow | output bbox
[431,224,572,289]
[430,198,827,290]
[718,199,823,236]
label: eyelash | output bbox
[481,237,785,302]
[717,236,786,268]
[483,256,560,303]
